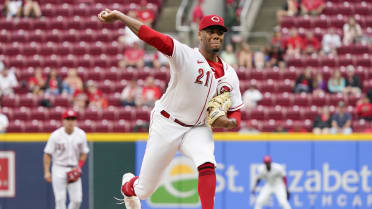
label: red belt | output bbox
[160,110,193,127]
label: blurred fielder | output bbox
[43,110,89,209]
[252,155,291,209]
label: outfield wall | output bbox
[0,133,371,209]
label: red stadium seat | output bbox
[135,107,151,121]
[42,121,60,132]
[53,96,71,107]
[277,80,294,93]
[293,94,310,106]
[258,93,275,106]
[95,121,113,132]
[249,70,265,81]
[312,16,329,29]
[250,107,267,120]
[355,56,371,68]
[83,109,101,120]
[285,107,302,120]
[312,95,329,106]
[13,108,31,121]
[112,120,131,132]
[19,95,38,108]
[101,108,117,121]
[267,107,284,120]
[7,121,25,133]
[280,16,296,28]
[297,17,312,29]
[301,107,319,121]
[337,55,355,67]
[30,107,48,120]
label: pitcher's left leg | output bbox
[180,126,216,209]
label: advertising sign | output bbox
[0,151,15,198]
[136,141,372,209]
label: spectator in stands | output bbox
[152,51,169,69]
[0,66,18,97]
[220,44,237,68]
[266,44,284,67]
[44,69,63,96]
[138,76,162,107]
[356,95,372,121]
[312,72,327,96]
[286,28,303,56]
[271,30,285,50]
[243,85,262,109]
[276,0,299,23]
[62,68,83,96]
[86,80,108,109]
[0,109,9,133]
[328,70,345,94]
[253,47,266,70]
[73,90,88,111]
[343,65,361,96]
[23,0,41,18]
[330,101,352,134]
[238,42,253,69]
[28,68,45,95]
[302,31,320,55]
[293,67,313,93]
[322,28,341,55]
[312,106,332,134]
[136,0,155,26]
[120,80,142,107]
[119,42,145,69]
[3,0,22,19]
[190,0,204,47]
[119,11,141,47]
[300,0,325,16]
[343,17,363,45]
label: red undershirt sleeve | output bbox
[138,25,174,56]
[227,109,241,127]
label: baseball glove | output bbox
[66,168,81,183]
[207,92,232,127]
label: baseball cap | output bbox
[199,15,228,32]
[263,155,272,163]
[62,110,77,120]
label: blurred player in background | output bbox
[43,110,89,209]
[252,155,291,209]
[98,8,243,209]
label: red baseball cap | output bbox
[199,15,228,32]
[263,155,272,163]
[62,110,77,120]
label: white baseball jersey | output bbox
[156,39,243,125]
[44,127,89,167]
[215,61,244,111]
[256,163,286,186]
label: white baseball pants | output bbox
[134,108,215,200]
[52,165,82,209]
[254,183,291,209]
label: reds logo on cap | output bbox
[199,14,228,32]
[211,16,220,22]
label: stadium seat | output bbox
[83,109,101,120]
[7,121,25,133]
[13,108,31,121]
[95,121,113,132]
[293,94,310,106]
[112,120,131,132]
[250,107,267,120]
[267,107,284,120]
[2,96,19,108]
[258,93,275,106]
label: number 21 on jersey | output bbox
[194,68,211,87]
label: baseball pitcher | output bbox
[98,9,243,209]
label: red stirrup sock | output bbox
[198,162,216,209]
[121,176,138,197]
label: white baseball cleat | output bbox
[121,173,141,209]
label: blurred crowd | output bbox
[1,0,372,134]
